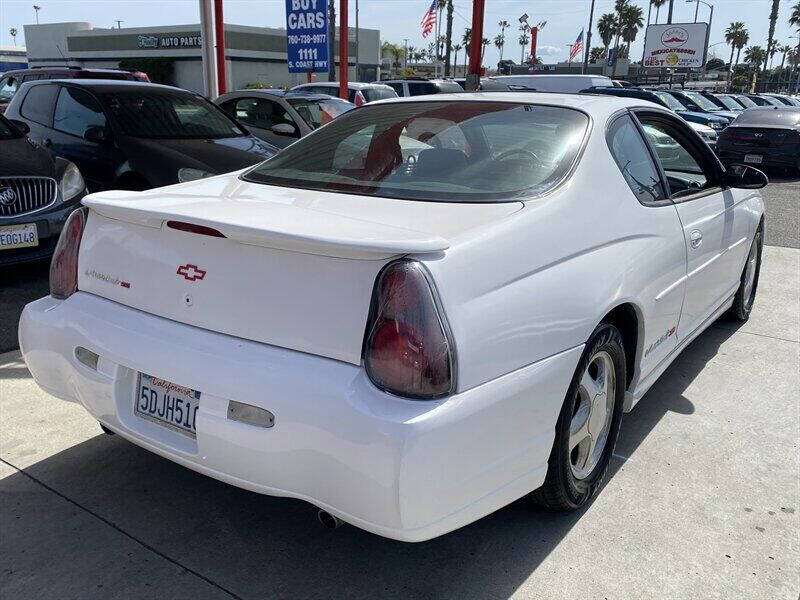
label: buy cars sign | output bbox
[285,0,329,73]
[642,23,709,68]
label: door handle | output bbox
[690,230,703,249]
[43,138,52,147]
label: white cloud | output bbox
[538,45,561,56]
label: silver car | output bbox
[215,89,354,148]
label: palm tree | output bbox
[620,4,644,58]
[597,13,616,58]
[733,26,749,71]
[725,22,746,85]
[651,0,666,25]
[519,32,530,63]
[9,27,17,46]
[435,0,447,59]
[519,27,531,64]
[791,1,800,71]
[480,37,490,63]
[744,45,766,73]
[452,43,462,75]
[590,47,604,62]
[778,43,792,70]
[444,0,454,76]
[494,34,505,63]
[497,20,510,62]
[764,0,780,74]
[612,0,630,56]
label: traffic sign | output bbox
[285,0,329,73]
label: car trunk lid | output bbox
[78,172,522,364]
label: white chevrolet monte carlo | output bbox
[20,92,766,542]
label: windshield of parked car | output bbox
[653,91,685,111]
[733,94,757,108]
[716,95,743,110]
[100,90,245,139]
[287,97,353,129]
[244,101,589,202]
[684,91,722,112]
[0,116,21,139]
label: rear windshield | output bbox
[243,101,589,202]
[362,87,398,102]
[500,76,611,92]
[100,90,245,139]
[287,97,353,129]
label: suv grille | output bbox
[0,177,58,218]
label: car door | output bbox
[634,110,751,340]
[14,82,58,144]
[221,96,299,148]
[49,85,112,191]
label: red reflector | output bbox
[167,221,226,238]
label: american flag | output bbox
[569,29,584,62]
[420,0,436,38]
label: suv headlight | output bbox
[178,168,215,183]
[59,161,85,201]
[708,121,724,130]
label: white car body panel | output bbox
[19,92,765,541]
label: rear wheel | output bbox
[533,323,626,511]
[729,226,763,322]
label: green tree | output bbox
[497,20,510,62]
[590,46,605,62]
[651,0,667,25]
[790,1,800,69]
[764,0,780,73]
[620,3,644,58]
[725,22,748,87]
[435,0,447,59]
[9,27,17,45]
[494,34,505,63]
[597,13,616,58]
[519,31,530,63]
[452,43,462,75]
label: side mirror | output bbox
[725,163,768,190]
[7,119,30,135]
[83,125,109,144]
[270,123,298,137]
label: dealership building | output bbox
[22,22,381,92]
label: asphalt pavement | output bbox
[1,243,798,599]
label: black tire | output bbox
[729,225,763,322]
[533,323,626,511]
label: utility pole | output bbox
[328,0,336,81]
[444,0,453,77]
[667,0,674,24]
[339,0,348,100]
[466,0,485,90]
[583,0,596,74]
[114,20,123,29]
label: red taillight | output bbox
[364,260,455,399]
[50,209,85,299]
[354,91,366,107]
[167,220,226,238]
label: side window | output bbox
[386,82,404,96]
[637,116,713,197]
[0,76,17,101]
[607,114,665,204]
[407,82,437,96]
[53,86,106,138]
[20,84,59,126]
[231,97,294,131]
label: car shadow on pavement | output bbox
[0,323,741,600]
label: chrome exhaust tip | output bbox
[317,510,343,529]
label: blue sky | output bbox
[1,0,798,67]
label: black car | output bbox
[0,114,87,266]
[716,106,800,173]
[663,89,737,123]
[4,80,278,192]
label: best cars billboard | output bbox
[642,23,709,68]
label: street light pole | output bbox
[32,5,40,24]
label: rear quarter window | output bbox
[20,84,58,126]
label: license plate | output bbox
[135,373,201,437]
[744,154,763,164]
[0,223,38,251]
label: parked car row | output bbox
[2,73,796,270]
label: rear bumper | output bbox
[716,147,800,169]
[19,292,582,542]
